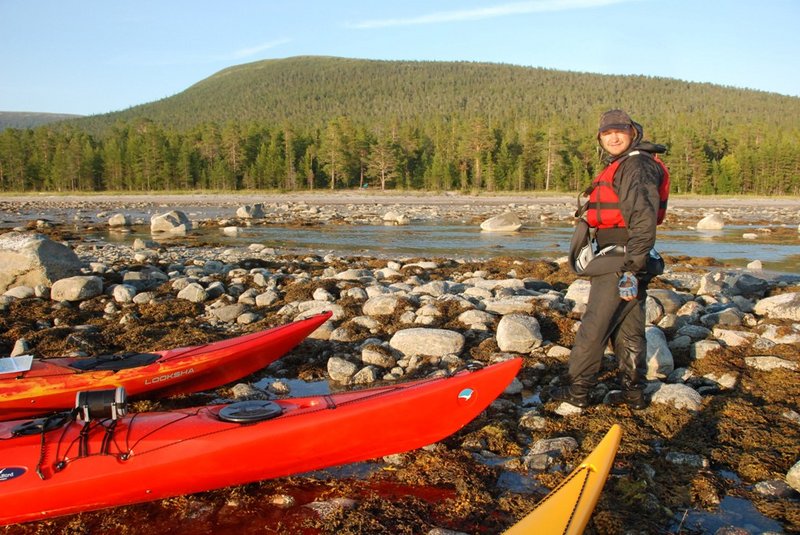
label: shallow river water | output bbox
[93,221,800,274]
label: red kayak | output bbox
[0,312,331,421]
[0,357,521,526]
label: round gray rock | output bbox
[389,328,465,357]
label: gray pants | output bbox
[568,271,648,388]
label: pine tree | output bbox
[319,118,351,190]
[367,135,399,191]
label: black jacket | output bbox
[596,122,667,273]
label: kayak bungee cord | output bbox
[35,410,77,480]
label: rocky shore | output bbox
[1,193,799,534]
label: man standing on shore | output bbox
[550,109,669,410]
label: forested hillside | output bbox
[1,56,798,195]
[0,112,82,131]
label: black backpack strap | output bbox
[575,185,594,218]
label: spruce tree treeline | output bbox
[0,56,798,195]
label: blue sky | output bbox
[2,0,798,115]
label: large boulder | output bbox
[150,210,192,234]
[564,279,592,313]
[210,304,249,323]
[458,309,497,329]
[327,357,359,383]
[731,273,770,298]
[496,314,543,353]
[236,204,265,219]
[483,296,539,315]
[50,275,104,302]
[0,232,82,292]
[389,328,465,357]
[480,212,522,232]
[645,326,674,379]
[122,266,169,291]
[363,295,403,316]
[646,288,690,315]
[177,283,208,303]
[754,292,800,321]
[696,213,725,230]
[650,383,703,411]
[382,211,410,225]
[108,213,131,227]
[335,268,374,282]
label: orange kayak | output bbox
[0,312,331,420]
[504,424,622,534]
[0,358,521,526]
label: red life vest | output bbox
[584,151,670,228]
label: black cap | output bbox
[598,109,634,133]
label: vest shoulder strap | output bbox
[621,149,659,162]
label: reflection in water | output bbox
[495,470,547,494]
[91,221,800,274]
[672,496,785,534]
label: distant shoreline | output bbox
[2,191,799,209]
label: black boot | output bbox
[549,384,591,408]
[607,382,648,410]
[612,333,649,410]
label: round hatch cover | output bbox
[218,400,283,423]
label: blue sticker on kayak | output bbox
[0,467,26,482]
[458,388,474,401]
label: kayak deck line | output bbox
[504,424,622,535]
[562,465,593,535]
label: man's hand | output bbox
[618,271,638,301]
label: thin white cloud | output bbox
[349,0,635,29]
[230,39,292,59]
[106,39,292,67]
